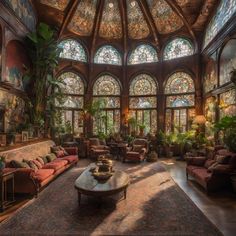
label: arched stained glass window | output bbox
[58,39,87,62]
[129,74,157,134]
[128,44,158,65]
[55,72,85,135]
[163,38,194,61]
[165,72,194,94]
[93,75,121,134]
[93,75,120,95]
[164,72,195,133]
[94,46,122,65]
[204,0,236,48]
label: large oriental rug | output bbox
[0,160,222,236]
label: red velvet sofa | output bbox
[186,148,236,192]
[1,140,78,196]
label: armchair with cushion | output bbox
[89,138,110,160]
[123,138,148,163]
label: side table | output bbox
[0,169,16,212]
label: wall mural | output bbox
[0,89,26,132]
[205,96,217,139]
[220,39,236,86]
[219,89,236,118]
[3,0,36,31]
[5,40,30,90]
[204,54,217,93]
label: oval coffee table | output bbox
[74,164,130,205]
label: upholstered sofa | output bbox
[186,148,236,192]
[1,140,78,196]
[89,138,110,160]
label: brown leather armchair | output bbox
[123,139,148,163]
[89,138,110,160]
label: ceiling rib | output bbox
[59,0,81,38]
[165,0,196,40]
[90,0,105,62]
[137,0,160,49]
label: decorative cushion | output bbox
[207,162,219,172]
[54,150,65,158]
[51,146,61,153]
[133,145,143,152]
[59,146,69,156]
[46,153,57,162]
[215,155,231,164]
[41,156,49,164]
[37,157,44,166]
[210,164,232,174]
[32,159,43,169]
[24,160,39,170]
[204,159,216,168]
[10,160,30,168]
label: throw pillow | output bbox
[55,150,65,158]
[10,160,30,168]
[215,155,230,164]
[51,146,61,153]
[41,156,49,164]
[37,157,44,166]
[133,145,143,152]
[207,162,218,172]
[24,160,38,170]
[32,159,43,169]
[46,153,57,162]
[204,159,216,168]
[59,146,69,156]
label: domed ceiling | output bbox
[35,0,218,47]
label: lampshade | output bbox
[194,115,206,124]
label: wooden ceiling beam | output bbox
[137,0,160,49]
[59,0,81,39]
[165,0,196,40]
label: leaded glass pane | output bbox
[74,111,84,134]
[204,0,236,48]
[166,95,195,108]
[165,72,194,94]
[205,97,217,138]
[93,75,120,95]
[128,44,158,65]
[58,72,84,95]
[129,97,157,109]
[204,54,217,93]
[130,74,157,95]
[219,89,236,118]
[163,38,193,60]
[58,39,87,62]
[94,46,122,65]
[93,97,120,108]
[56,96,84,108]
[165,109,172,133]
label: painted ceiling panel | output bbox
[40,0,70,11]
[147,0,184,34]
[68,0,98,36]
[99,0,122,39]
[127,0,150,39]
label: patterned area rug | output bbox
[0,160,222,236]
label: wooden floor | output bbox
[161,158,236,236]
[0,158,236,236]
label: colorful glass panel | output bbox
[126,0,150,39]
[99,0,122,39]
[205,96,217,138]
[204,0,236,48]
[68,0,98,36]
[220,39,236,86]
[58,72,84,95]
[3,0,36,31]
[219,89,236,118]
[147,0,183,34]
[40,0,69,11]
[58,40,87,62]
[165,72,194,94]
[74,111,84,134]
[204,54,217,93]
[93,97,120,108]
[128,44,158,65]
[129,97,157,109]
[130,74,157,95]
[163,38,194,61]
[56,96,84,109]
[166,95,195,108]
[94,46,122,65]
[93,75,120,95]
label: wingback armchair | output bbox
[123,138,148,163]
[89,138,110,160]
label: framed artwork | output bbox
[0,134,7,147]
[22,131,28,142]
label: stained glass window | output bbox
[128,44,158,65]
[129,97,157,109]
[205,96,217,138]
[94,46,122,65]
[163,38,194,61]
[58,39,87,62]
[219,89,236,118]
[93,75,120,95]
[93,75,121,134]
[204,54,217,93]
[55,72,85,134]
[165,72,194,94]
[204,0,236,48]
[166,95,195,108]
